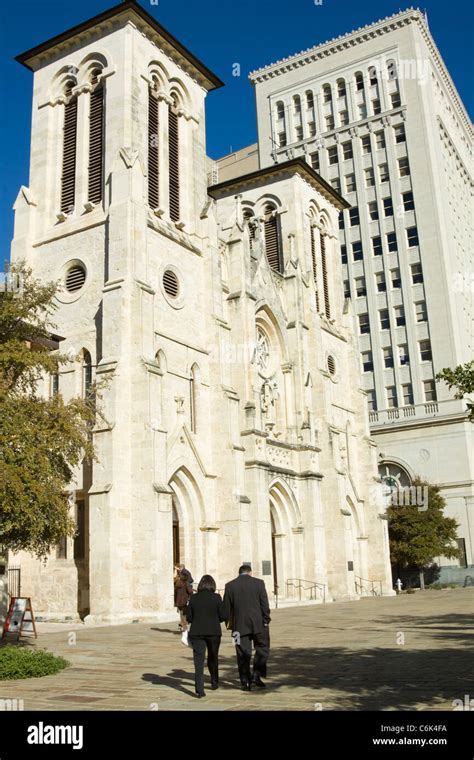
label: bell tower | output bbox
[11,1,223,622]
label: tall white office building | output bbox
[220,8,473,578]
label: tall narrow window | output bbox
[310,224,320,311]
[264,205,282,273]
[83,351,92,399]
[243,208,256,250]
[88,71,104,205]
[148,79,159,209]
[320,233,331,320]
[190,366,197,433]
[168,101,180,221]
[61,81,78,214]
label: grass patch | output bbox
[0,645,69,680]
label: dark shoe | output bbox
[195,690,206,698]
[211,682,219,690]
[252,676,266,688]
[241,681,251,691]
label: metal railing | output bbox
[7,566,21,598]
[285,578,326,603]
[355,576,382,596]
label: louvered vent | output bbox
[310,225,320,311]
[320,233,331,319]
[327,355,336,376]
[163,270,179,298]
[264,209,281,272]
[148,89,159,208]
[88,85,104,204]
[65,264,86,293]
[243,210,256,250]
[168,106,180,222]
[60,95,78,213]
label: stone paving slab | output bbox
[0,589,472,711]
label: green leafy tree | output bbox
[387,479,460,589]
[436,361,474,421]
[0,262,97,559]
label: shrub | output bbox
[0,645,69,680]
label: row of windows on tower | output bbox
[309,126,406,174]
[361,339,431,373]
[344,263,424,298]
[60,73,181,222]
[275,63,401,146]
[367,379,437,412]
[242,208,331,320]
[358,307,431,338]
[340,226,419,262]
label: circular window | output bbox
[163,270,179,298]
[65,264,86,293]
[327,355,336,376]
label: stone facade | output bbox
[247,8,474,574]
[9,2,392,623]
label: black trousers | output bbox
[189,635,221,692]
[235,628,270,684]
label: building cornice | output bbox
[249,7,473,138]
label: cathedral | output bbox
[10,0,393,623]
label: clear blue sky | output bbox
[1,0,472,259]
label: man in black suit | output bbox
[223,564,271,690]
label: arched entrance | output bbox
[168,467,205,578]
[269,479,303,598]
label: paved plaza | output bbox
[0,589,472,711]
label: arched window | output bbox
[293,94,301,115]
[168,96,180,221]
[263,204,282,273]
[275,101,287,148]
[148,76,160,209]
[82,351,92,398]
[368,66,378,86]
[337,78,346,98]
[243,208,256,250]
[320,232,331,319]
[310,222,320,312]
[322,84,332,103]
[387,60,398,82]
[354,72,364,92]
[60,80,78,214]
[306,91,314,110]
[88,69,104,205]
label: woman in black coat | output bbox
[186,575,227,697]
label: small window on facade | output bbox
[372,236,383,256]
[402,384,414,406]
[391,92,401,108]
[387,232,397,252]
[375,131,386,150]
[358,104,367,120]
[341,244,347,264]
[383,197,393,217]
[82,351,93,398]
[391,268,401,287]
[423,379,437,401]
[407,226,419,247]
[372,99,381,115]
[399,345,409,365]
[369,67,378,86]
[310,152,319,171]
[355,72,364,91]
[342,141,353,160]
[278,132,287,147]
[368,201,379,220]
[322,84,332,102]
[365,168,375,187]
[355,276,366,296]
[402,191,415,211]
[379,163,390,183]
[394,124,406,143]
[306,91,314,109]
[386,386,398,408]
[359,313,370,334]
[415,301,428,322]
[308,122,316,137]
[376,272,386,292]
[383,347,394,368]
[339,110,349,126]
[343,280,351,298]
[349,207,359,226]
[327,355,336,376]
[362,351,373,372]
[293,95,301,114]
[337,79,346,97]
[380,309,390,330]
[295,125,303,141]
[328,146,338,165]
[352,241,363,260]
[395,306,406,326]
[367,389,377,411]
[338,210,344,229]
[331,178,341,194]
[346,174,356,193]
[361,135,371,154]
[411,263,423,284]
[398,157,410,176]
[326,115,335,131]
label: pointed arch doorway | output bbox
[172,499,180,567]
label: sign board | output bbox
[262,560,272,576]
[2,597,37,640]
